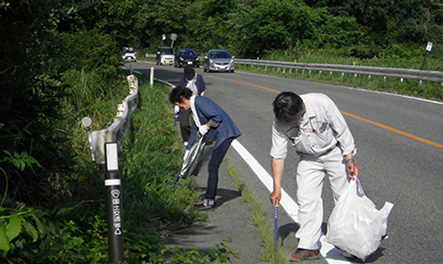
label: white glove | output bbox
[199,124,209,135]
[174,105,180,115]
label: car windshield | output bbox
[159,48,173,55]
[123,48,134,53]
[181,49,196,56]
[209,51,231,59]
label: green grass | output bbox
[111,75,241,263]
[1,72,242,263]
[261,46,443,71]
[243,47,443,101]
[227,164,290,264]
[236,63,443,102]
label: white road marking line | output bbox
[231,139,351,264]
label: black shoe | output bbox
[196,199,216,210]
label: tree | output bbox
[228,0,322,57]
[0,0,74,203]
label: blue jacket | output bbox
[188,96,241,150]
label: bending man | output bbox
[269,92,359,262]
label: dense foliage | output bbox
[0,0,441,262]
[137,0,442,64]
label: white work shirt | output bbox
[270,93,356,159]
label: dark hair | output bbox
[169,85,193,105]
[273,91,303,122]
[184,65,195,80]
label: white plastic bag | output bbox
[326,177,394,261]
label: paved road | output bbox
[130,62,443,264]
[163,142,267,264]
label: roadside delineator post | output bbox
[150,67,154,87]
[105,142,125,263]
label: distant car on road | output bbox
[156,47,174,65]
[175,48,200,68]
[122,47,137,62]
[203,49,234,73]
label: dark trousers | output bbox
[179,108,193,142]
[205,138,234,200]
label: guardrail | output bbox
[143,54,442,84]
[83,75,139,165]
[235,59,443,84]
[81,74,139,263]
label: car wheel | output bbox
[230,70,234,73]
[204,67,207,72]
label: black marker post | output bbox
[105,142,125,263]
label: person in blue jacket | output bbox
[170,86,241,209]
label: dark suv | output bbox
[174,48,200,68]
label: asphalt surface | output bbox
[164,142,267,264]
[130,61,443,263]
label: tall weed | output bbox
[0,73,238,263]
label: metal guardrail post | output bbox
[104,142,125,263]
[82,75,139,263]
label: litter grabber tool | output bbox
[171,133,207,189]
[274,205,279,252]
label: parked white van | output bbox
[156,47,174,65]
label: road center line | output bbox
[342,111,443,149]
[204,74,443,149]
[231,139,351,264]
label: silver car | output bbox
[203,49,235,73]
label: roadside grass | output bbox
[249,47,443,102]
[0,70,242,263]
[261,47,443,71]
[227,164,290,264]
[119,75,204,230]
[236,64,443,102]
[119,75,242,263]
